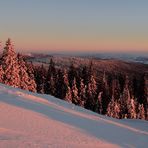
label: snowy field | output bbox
[0,83,147,148]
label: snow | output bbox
[0,83,147,148]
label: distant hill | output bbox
[26,53,148,76]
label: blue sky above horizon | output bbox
[0,0,148,54]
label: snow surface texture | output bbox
[0,84,147,148]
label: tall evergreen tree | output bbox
[137,104,145,120]
[107,98,120,119]
[17,54,37,92]
[45,59,56,95]
[0,65,4,83]
[1,38,20,88]
[79,78,86,107]
[35,65,46,93]
[26,62,37,92]
[101,71,110,114]
[65,86,72,103]
[71,78,79,105]
[120,76,131,118]
[55,69,70,100]
[17,53,30,91]
[97,92,103,114]
[68,63,78,88]
[111,79,120,100]
[127,97,137,119]
[85,75,97,111]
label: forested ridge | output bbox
[0,39,147,120]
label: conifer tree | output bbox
[1,38,20,88]
[71,78,79,105]
[97,92,103,114]
[79,78,86,107]
[26,62,37,92]
[0,65,4,83]
[81,66,89,85]
[35,65,46,93]
[17,53,30,91]
[120,76,131,118]
[85,75,97,111]
[55,69,70,100]
[65,86,72,103]
[63,69,72,102]
[17,54,37,92]
[102,71,110,114]
[111,79,120,100]
[127,97,137,119]
[144,74,148,108]
[107,98,120,119]
[68,63,77,88]
[137,104,145,120]
[45,59,56,95]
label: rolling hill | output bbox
[0,83,148,148]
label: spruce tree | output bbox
[71,78,79,105]
[65,86,72,103]
[107,98,120,119]
[17,54,37,92]
[63,69,72,102]
[45,59,56,95]
[35,65,46,93]
[26,62,37,92]
[68,63,77,88]
[18,53,30,91]
[127,97,137,119]
[97,92,103,114]
[120,76,131,118]
[137,104,145,120]
[102,71,110,114]
[55,69,70,100]
[0,65,4,83]
[111,79,120,100]
[79,78,86,107]
[85,75,97,111]
[1,38,20,88]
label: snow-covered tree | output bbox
[26,62,37,92]
[17,54,37,92]
[97,92,103,114]
[85,75,97,110]
[71,78,79,105]
[127,97,137,119]
[107,98,120,119]
[101,71,110,114]
[79,78,86,107]
[65,86,72,103]
[137,104,145,120]
[120,76,131,118]
[0,65,4,83]
[55,69,70,100]
[1,38,20,88]
[17,54,30,91]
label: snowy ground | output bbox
[0,84,147,148]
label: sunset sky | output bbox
[0,0,148,54]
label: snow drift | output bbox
[0,83,147,148]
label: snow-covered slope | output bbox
[0,84,147,148]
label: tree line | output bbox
[0,39,147,120]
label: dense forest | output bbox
[0,39,148,120]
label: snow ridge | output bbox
[0,84,148,148]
